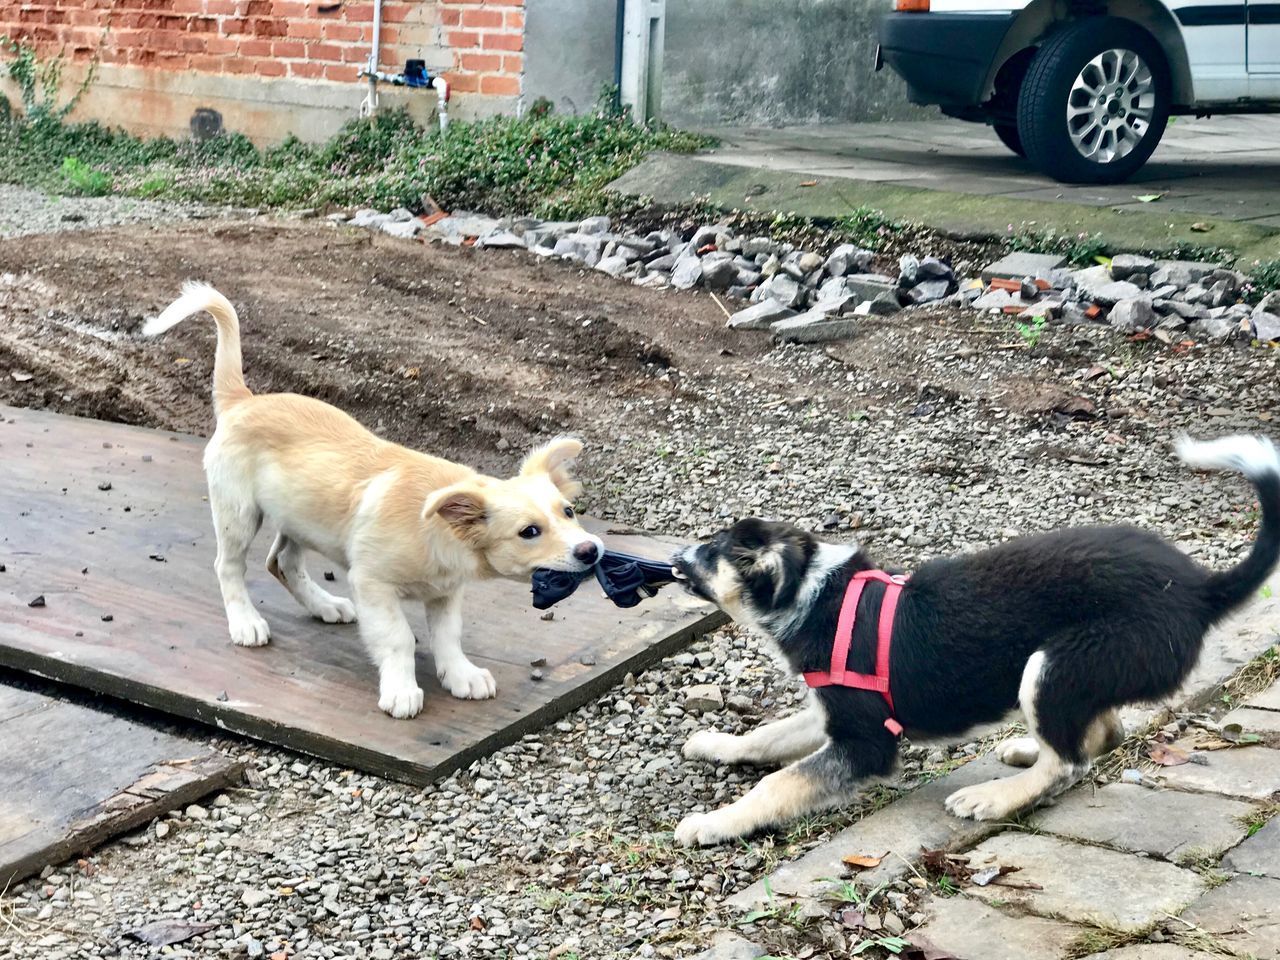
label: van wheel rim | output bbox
[1066,47,1155,163]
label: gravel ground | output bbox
[0,183,230,240]
[1,192,1278,960]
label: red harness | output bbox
[803,569,907,737]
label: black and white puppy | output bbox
[669,435,1280,847]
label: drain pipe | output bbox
[432,76,450,134]
[613,0,625,111]
[359,0,384,117]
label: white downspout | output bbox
[359,0,384,117]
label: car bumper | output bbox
[878,12,1017,108]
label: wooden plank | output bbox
[0,682,242,886]
[0,405,723,785]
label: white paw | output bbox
[311,594,357,624]
[996,736,1040,768]
[674,811,733,847]
[379,683,425,719]
[440,663,497,700]
[944,781,1018,821]
[682,730,740,763]
[228,609,271,647]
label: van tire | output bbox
[1018,17,1170,184]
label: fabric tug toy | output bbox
[531,551,678,610]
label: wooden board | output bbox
[0,682,242,886]
[0,405,722,784]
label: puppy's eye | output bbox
[563,506,575,519]
[519,525,542,540]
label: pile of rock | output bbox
[960,251,1279,344]
[332,208,1279,346]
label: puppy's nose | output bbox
[574,541,601,566]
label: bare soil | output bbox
[0,220,767,473]
[0,218,1200,472]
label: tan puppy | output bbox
[145,282,602,718]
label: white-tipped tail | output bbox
[145,282,251,414]
[143,280,223,337]
[1177,434,1280,482]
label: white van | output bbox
[877,0,1280,183]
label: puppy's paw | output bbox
[674,811,734,848]
[379,683,425,719]
[312,595,357,624]
[996,736,1040,768]
[682,730,740,764]
[440,663,497,700]
[944,781,1020,821]
[228,609,271,647]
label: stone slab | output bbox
[1179,875,1280,959]
[965,833,1204,932]
[1220,706,1280,735]
[981,252,1069,283]
[1156,743,1280,800]
[728,755,1007,908]
[1246,683,1280,712]
[1222,817,1280,879]
[911,894,1084,960]
[770,314,859,344]
[1089,947,1217,960]
[1029,782,1253,861]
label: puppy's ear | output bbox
[422,483,488,538]
[520,436,583,498]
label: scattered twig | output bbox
[708,292,733,321]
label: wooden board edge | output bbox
[0,608,726,787]
[0,755,244,888]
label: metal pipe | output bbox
[359,0,384,117]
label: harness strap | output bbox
[803,569,906,737]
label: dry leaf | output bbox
[799,179,818,187]
[126,920,216,947]
[1054,396,1097,419]
[842,852,886,870]
[840,907,866,929]
[1148,742,1190,766]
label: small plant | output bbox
[61,156,112,196]
[1015,313,1047,347]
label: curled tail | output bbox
[144,282,251,416]
[1178,434,1280,618]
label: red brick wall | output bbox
[0,0,524,102]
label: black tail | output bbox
[1178,435,1280,618]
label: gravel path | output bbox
[0,183,228,240]
[1,199,1278,960]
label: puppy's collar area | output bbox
[530,551,677,610]
[804,569,907,737]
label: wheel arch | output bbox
[980,0,1194,108]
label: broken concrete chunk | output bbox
[981,251,1068,283]
[727,300,798,330]
[1109,253,1156,281]
[1109,297,1156,333]
[684,684,724,713]
[771,312,859,344]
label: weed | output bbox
[1243,259,1280,304]
[1066,928,1146,958]
[1008,227,1110,266]
[1,35,101,124]
[0,97,711,216]
[1015,314,1047,347]
[1238,801,1278,838]
[60,156,111,196]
